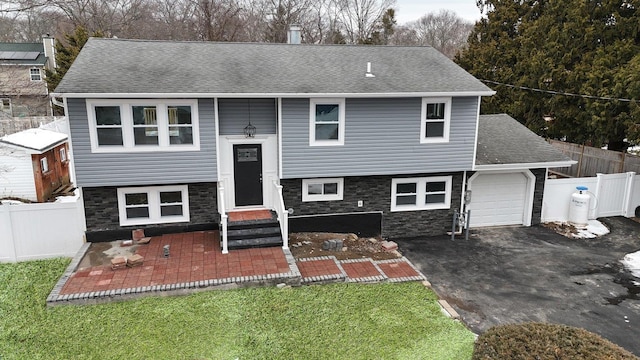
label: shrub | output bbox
[473,322,639,360]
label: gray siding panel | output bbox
[218,98,276,135]
[281,97,478,178]
[68,98,217,187]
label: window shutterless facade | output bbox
[40,157,49,173]
[309,98,345,146]
[420,97,451,143]
[391,176,452,211]
[30,68,42,81]
[87,99,199,152]
[302,178,344,201]
[117,185,190,226]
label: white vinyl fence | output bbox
[542,172,640,223]
[0,193,86,262]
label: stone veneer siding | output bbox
[531,168,546,225]
[82,182,217,233]
[282,173,464,239]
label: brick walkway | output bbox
[298,256,424,284]
[47,231,426,305]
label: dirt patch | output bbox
[542,222,581,238]
[289,232,401,260]
[77,241,140,269]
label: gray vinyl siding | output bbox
[68,98,217,187]
[281,97,478,178]
[218,98,276,135]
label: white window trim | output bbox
[0,98,11,115]
[420,97,451,144]
[59,147,67,162]
[117,185,190,226]
[309,98,346,146]
[391,176,452,212]
[86,99,200,153]
[302,178,344,202]
[30,67,42,81]
[40,157,49,173]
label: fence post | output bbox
[622,172,636,217]
[577,144,585,177]
[0,205,18,262]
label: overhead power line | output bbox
[480,79,640,103]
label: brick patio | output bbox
[47,230,426,305]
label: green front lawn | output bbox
[0,259,474,359]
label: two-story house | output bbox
[0,36,56,117]
[52,37,572,249]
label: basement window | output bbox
[391,176,452,211]
[117,185,190,226]
[302,178,344,201]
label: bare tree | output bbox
[405,9,473,58]
[335,0,396,44]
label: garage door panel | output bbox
[469,172,529,227]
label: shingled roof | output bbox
[475,114,574,169]
[0,42,47,66]
[54,38,494,96]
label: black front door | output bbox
[233,144,263,206]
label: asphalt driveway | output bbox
[396,216,640,356]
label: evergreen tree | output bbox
[45,26,104,96]
[457,0,640,151]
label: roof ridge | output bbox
[89,37,434,49]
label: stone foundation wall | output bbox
[531,168,546,225]
[282,173,464,239]
[83,182,217,233]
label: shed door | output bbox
[468,172,529,227]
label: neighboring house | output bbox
[51,36,573,247]
[0,128,70,202]
[0,36,56,118]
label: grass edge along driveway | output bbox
[0,258,474,360]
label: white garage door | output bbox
[469,172,530,227]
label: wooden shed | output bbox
[0,128,71,202]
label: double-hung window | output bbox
[30,68,42,81]
[87,99,199,152]
[391,176,452,211]
[117,185,190,226]
[309,98,345,146]
[302,178,344,201]
[420,97,451,143]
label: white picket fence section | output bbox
[542,172,640,223]
[0,193,86,263]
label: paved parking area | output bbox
[396,217,640,356]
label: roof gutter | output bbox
[472,160,577,171]
[50,91,497,99]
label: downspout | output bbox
[459,170,467,233]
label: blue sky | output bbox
[394,0,483,24]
